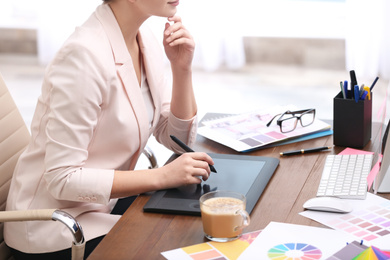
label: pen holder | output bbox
[333,91,372,148]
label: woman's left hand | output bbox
[163,16,195,70]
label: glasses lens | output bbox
[300,111,315,126]
[280,117,298,133]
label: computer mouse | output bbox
[303,197,353,213]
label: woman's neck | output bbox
[107,1,149,45]
[108,1,145,86]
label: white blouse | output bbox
[140,58,154,128]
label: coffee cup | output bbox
[199,190,250,242]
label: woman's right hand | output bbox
[159,152,214,189]
[111,153,214,199]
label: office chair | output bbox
[0,73,85,260]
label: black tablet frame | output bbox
[143,153,279,216]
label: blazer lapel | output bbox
[137,29,164,132]
[96,4,149,162]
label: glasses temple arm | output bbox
[287,109,315,115]
[266,113,281,127]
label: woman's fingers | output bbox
[164,17,192,46]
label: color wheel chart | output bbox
[324,200,390,242]
[353,246,390,259]
[267,243,322,260]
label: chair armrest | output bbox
[0,209,85,260]
[0,209,55,222]
[52,210,85,246]
[142,146,158,169]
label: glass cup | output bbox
[199,190,250,242]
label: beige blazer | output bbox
[5,3,197,253]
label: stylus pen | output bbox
[280,146,332,156]
[170,135,217,173]
[370,76,379,91]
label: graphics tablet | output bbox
[143,153,279,215]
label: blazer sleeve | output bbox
[152,77,198,153]
[140,24,198,153]
[42,42,114,205]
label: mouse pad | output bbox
[143,153,279,216]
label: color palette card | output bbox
[327,240,390,259]
[300,193,390,245]
[327,241,368,260]
[237,222,355,260]
[198,106,331,152]
[161,230,261,260]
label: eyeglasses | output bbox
[266,109,316,133]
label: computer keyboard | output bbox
[316,154,373,199]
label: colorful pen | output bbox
[359,84,365,96]
[360,90,368,100]
[280,146,332,156]
[354,85,360,103]
[340,81,346,99]
[170,135,217,173]
[363,86,371,100]
[343,80,349,99]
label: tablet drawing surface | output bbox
[143,153,279,215]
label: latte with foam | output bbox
[200,197,245,239]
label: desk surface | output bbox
[88,123,390,259]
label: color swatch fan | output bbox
[353,246,390,260]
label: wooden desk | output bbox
[88,123,389,259]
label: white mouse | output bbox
[303,197,353,213]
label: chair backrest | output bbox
[0,73,30,259]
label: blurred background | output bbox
[1,0,389,165]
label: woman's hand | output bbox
[111,152,214,198]
[159,152,214,189]
[163,16,195,70]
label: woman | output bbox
[5,0,214,259]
